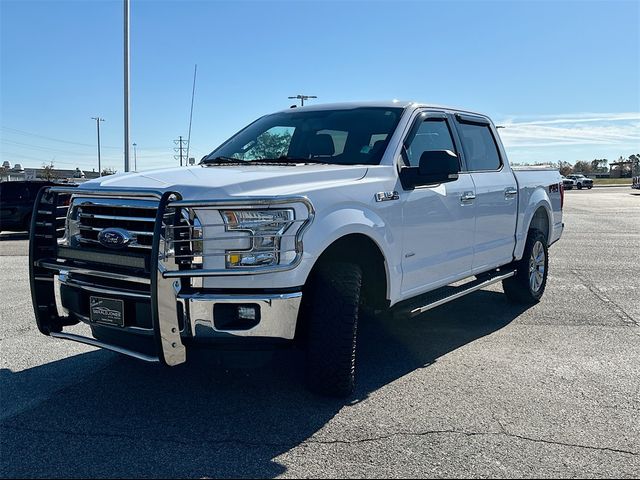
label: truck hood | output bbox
[79,164,369,197]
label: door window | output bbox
[405,119,456,167]
[457,122,502,171]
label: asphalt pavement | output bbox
[1,186,638,478]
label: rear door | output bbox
[0,182,23,228]
[453,114,518,273]
[400,112,477,295]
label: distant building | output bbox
[0,166,101,182]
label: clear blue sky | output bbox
[1,0,639,172]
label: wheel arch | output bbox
[528,206,550,243]
[514,193,552,260]
[307,232,390,310]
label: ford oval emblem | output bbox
[98,228,132,249]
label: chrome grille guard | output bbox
[29,186,314,367]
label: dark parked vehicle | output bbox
[561,176,575,190]
[632,176,640,190]
[0,181,61,232]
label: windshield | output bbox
[203,107,404,166]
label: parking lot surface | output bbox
[1,186,638,478]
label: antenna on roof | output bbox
[185,64,197,167]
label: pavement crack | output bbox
[305,429,639,457]
[2,424,637,457]
[571,269,639,331]
[493,430,639,457]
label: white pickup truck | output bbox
[29,102,564,396]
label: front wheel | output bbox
[502,229,549,305]
[587,185,593,189]
[577,183,583,190]
[303,262,362,397]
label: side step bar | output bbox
[50,332,160,363]
[406,270,517,318]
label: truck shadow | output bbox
[0,290,528,478]
[0,232,29,241]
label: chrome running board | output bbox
[50,332,160,363]
[407,270,517,317]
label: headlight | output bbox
[221,209,294,268]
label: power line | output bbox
[1,139,100,156]
[0,151,92,166]
[1,126,120,149]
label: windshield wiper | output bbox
[201,156,244,165]
[203,155,333,165]
[246,156,332,165]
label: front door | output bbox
[400,113,477,296]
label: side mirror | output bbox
[399,150,460,189]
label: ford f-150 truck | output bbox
[29,102,564,396]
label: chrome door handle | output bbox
[460,191,476,203]
[504,188,518,199]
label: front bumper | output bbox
[29,187,310,366]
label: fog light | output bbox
[213,303,261,331]
[237,305,257,321]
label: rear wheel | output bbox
[502,229,548,305]
[587,185,593,189]
[577,183,583,190]
[304,262,362,397]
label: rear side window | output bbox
[405,119,456,167]
[457,122,502,171]
[0,183,24,201]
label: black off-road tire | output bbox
[502,229,549,305]
[577,183,583,190]
[587,185,593,190]
[304,262,362,397]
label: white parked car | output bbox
[29,102,564,396]
[567,174,593,189]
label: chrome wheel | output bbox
[529,240,545,292]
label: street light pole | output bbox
[91,117,105,175]
[123,0,131,172]
[132,142,137,171]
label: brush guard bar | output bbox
[29,186,313,367]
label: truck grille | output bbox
[74,201,158,252]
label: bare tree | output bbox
[41,162,58,180]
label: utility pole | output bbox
[132,142,137,171]
[91,117,105,175]
[287,94,317,107]
[174,136,187,167]
[123,0,131,172]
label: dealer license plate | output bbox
[89,296,125,327]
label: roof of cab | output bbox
[276,101,487,117]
